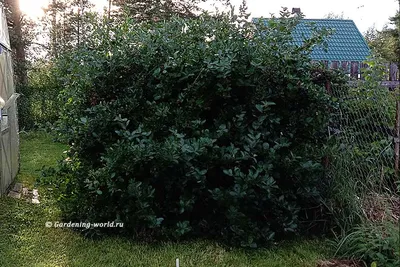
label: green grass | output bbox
[17,131,68,187]
[0,131,333,267]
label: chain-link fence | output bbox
[318,63,400,229]
[328,67,398,197]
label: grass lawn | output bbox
[0,131,333,267]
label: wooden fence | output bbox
[318,60,400,88]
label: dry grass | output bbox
[361,192,400,223]
[317,259,363,267]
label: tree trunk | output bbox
[51,0,59,58]
[5,0,27,86]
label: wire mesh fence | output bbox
[327,69,398,195]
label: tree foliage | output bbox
[366,1,400,64]
[111,0,229,21]
[365,25,397,63]
[323,12,348,20]
[41,0,98,58]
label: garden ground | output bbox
[0,131,336,267]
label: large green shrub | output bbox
[46,12,339,246]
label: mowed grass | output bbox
[0,131,333,267]
[17,131,68,187]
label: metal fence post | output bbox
[395,100,400,178]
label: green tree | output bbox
[365,25,397,62]
[1,0,33,86]
[367,1,400,64]
[111,0,231,22]
[324,12,348,19]
[41,0,97,58]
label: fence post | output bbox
[325,80,332,95]
[395,100,400,178]
[323,79,332,171]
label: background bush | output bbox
[18,60,62,130]
[43,12,342,247]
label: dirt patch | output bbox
[317,259,363,267]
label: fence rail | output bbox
[348,80,400,88]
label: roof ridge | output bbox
[252,18,355,22]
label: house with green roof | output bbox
[291,19,370,62]
[252,13,371,75]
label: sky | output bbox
[19,0,400,33]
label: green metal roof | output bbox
[253,18,371,62]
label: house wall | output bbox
[0,5,19,196]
